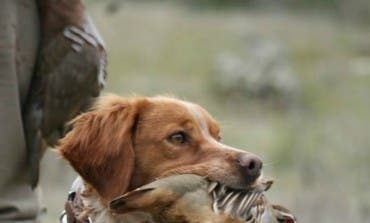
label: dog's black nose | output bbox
[237,154,263,183]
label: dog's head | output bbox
[59,95,263,203]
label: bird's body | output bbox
[109,174,297,223]
[110,174,244,223]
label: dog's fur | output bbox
[59,95,262,222]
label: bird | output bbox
[109,174,298,223]
[23,0,107,188]
[110,174,244,223]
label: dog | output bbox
[58,95,263,223]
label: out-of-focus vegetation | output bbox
[104,0,370,24]
[40,1,370,222]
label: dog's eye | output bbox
[168,131,187,145]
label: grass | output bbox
[40,2,370,222]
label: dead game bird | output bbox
[23,0,107,188]
[109,174,297,223]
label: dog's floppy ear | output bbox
[59,95,143,203]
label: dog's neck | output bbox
[70,177,152,223]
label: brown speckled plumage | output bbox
[23,0,107,188]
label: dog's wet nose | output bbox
[237,154,263,183]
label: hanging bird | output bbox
[23,0,107,188]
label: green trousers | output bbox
[0,0,40,222]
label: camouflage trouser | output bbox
[0,0,40,222]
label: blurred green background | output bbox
[40,0,370,222]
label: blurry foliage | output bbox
[99,0,370,24]
[212,37,300,108]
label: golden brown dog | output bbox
[58,95,263,222]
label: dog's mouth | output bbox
[207,176,273,221]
